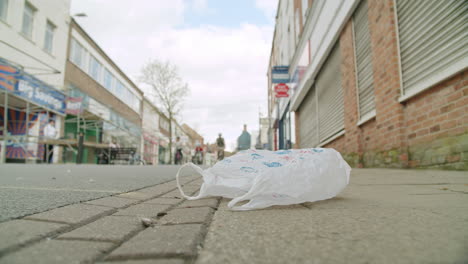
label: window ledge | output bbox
[357,110,376,127]
[19,32,35,45]
[43,49,55,58]
[318,130,345,147]
[0,18,11,27]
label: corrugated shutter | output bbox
[396,0,468,95]
[317,43,344,142]
[298,87,318,147]
[353,0,375,119]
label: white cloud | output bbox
[71,0,274,151]
[255,0,279,21]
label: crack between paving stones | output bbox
[90,181,201,263]
[0,179,201,261]
[94,196,220,264]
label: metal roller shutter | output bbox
[353,0,375,119]
[298,87,318,147]
[396,0,468,95]
[317,43,344,142]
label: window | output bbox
[88,55,102,82]
[0,0,8,22]
[396,0,468,100]
[71,39,83,67]
[22,2,35,39]
[301,0,308,24]
[295,9,300,41]
[103,69,113,91]
[115,80,124,94]
[353,0,375,122]
[44,20,55,54]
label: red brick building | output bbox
[268,0,467,169]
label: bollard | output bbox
[77,132,84,164]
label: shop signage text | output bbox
[271,66,290,83]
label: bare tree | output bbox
[139,59,189,164]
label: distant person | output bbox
[237,124,251,151]
[174,136,183,164]
[194,142,204,165]
[43,119,57,163]
[216,133,225,160]
[109,139,118,163]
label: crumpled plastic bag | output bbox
[176,148,351,211]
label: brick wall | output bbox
[405,71,468,169]
[316,0,467,170]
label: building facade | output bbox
[62,19,143,164]
[269,0,467,169]
[0,0,71,163]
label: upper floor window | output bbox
[103,69,114,92]
[22,2,35,39]
[44,20,55,54]
[0,0,8,22]
[89,55,102,82]
[301,0,308,24]
[71,38,83,67]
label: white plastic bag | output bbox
[176,148,351,211]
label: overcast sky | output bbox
[71,0,278,151]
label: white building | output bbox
[0,0,71,163]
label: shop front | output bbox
[62,85,141,164]
[0,58,66,163]
[143,132,159,165]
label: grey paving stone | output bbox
[58,216,142,242]
[0,240,113,264]
[107,224,203,259]
[116,191,156,200]
[0,220,66,253]
[137,183,176,195]
[161,189,196,198]
[178,198,218,209]
[179,185,201,193]
[85,196,137,208]
[161,207,213,224]
[143,197,183,205]
[24,204,114,224]
[97,259,185,264]
[113,204,170,217]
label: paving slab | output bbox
[97,259,185,264]
[143,197,182,205]
[0,240,113,264]
[58,216,143,242]
[137,183,176,195]
[177,198,219,209]
[0,220,66,253]
[197,168,468,264]
[161,207,214,224]
[107,224,204,259]
[24,203,114,224]
[85,196,137,208]
[161,189,193,198]
[116,192,157,201]
[113,204,170,218]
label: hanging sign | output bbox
[66,97,83,115]
[271,66,290,83]
[274,83,289,98]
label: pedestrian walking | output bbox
[174,136,183,164]
[216,133,225,161]
[43,119,57,163]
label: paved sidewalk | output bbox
[0,169,467,264]
[198,169,468,264]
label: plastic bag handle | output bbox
[176,162,204,200]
